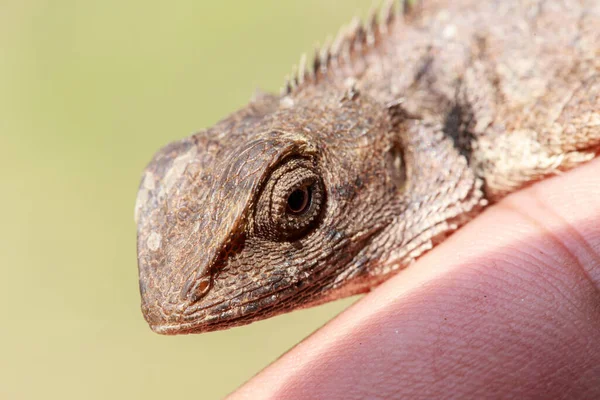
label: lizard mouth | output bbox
[151,322,200,335]
[149,312,258,335]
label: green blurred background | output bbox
[0,1,375,398]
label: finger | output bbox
[229,158,600,400]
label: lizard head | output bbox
[135,4,486,334]
[135,89,412,334]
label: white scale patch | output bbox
[147,231,162,252]
[134,171,155,224]
[133,146,197,224]
[163,146,197,195]
[280,96,295,108]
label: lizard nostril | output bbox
[196,279,210,294]
[182,275,212,303]
[191,278,211,302]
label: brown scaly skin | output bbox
[135,0,600,334]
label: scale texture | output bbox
[135,0,600,334]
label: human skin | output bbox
[229,158,600,399]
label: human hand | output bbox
[230,158,600,399]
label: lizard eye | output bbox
[254,158,325,241]
[286,186,311,215]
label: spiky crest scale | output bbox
[282,0,418,95]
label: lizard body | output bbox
[135,0,600,334]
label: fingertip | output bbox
[231,159,600,399]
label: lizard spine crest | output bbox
[282,0,419,95]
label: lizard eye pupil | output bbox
[287,186,311,214]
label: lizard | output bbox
[135,0,600,335]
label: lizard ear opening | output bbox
[253,158,325,241]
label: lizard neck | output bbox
[315,119,486,303]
